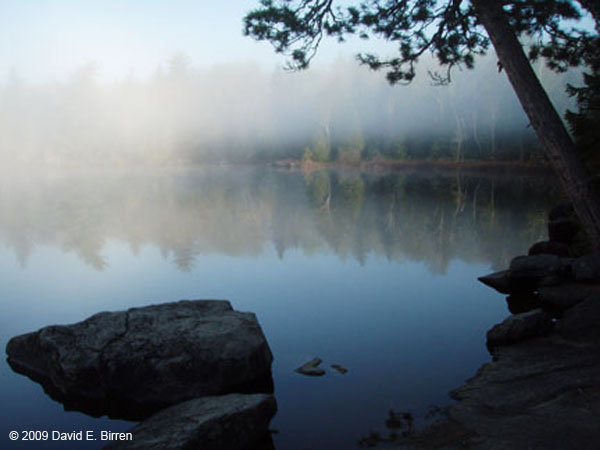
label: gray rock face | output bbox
[538,283,600,312]
[6,300,273,420]
[448,334,600,450]
[104,393,277,450]
[478,255,572,294]
[556,296,600,342]
[508,254,569,289]
[486,309,553,348]
[527,240,570,257]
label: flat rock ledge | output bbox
[388,296,600,450]
[5,300,274,420]
[104,393,277,450]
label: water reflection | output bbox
[0,167,558,272]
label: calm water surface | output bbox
[0,166,558,449]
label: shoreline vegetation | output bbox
[274,157,551,174]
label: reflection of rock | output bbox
[105,394,277,450]
[331,364,348,375]
[295,357,325,376]
[486,308,552,348]
[6,300,273,420]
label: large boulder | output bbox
[486,309,553,348]
[6,300,273,420]
[478,255,571,294]
[548,217,579,244]
[508,254,570,289]
[527,240,570,257]
[104,393,277,450]
[538,283,600,313]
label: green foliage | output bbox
[305,129,331,162]
[336,132,365,163]
[566,36,600,172]
[244,1,596,84]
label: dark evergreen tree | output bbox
[244,0,600,248]
[566,35,600,172]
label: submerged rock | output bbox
[486,308,553,348]
[6,300,273,420]
[295,357,325,376]
[104,393,277,450]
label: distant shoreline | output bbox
[273,158,551,175]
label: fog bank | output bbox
[0,55,580,166]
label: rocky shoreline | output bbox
[392,204,600,450]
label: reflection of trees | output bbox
[0,168,558,272]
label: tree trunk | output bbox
[472,0,600,249]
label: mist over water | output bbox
[0,54,580,166]
[0,167,558,273]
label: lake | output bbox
[0,165,559,449]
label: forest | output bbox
[0,53,580,167]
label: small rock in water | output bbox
[295,357,325,376]
[331,364,348,375]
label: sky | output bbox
[0,0,391,83]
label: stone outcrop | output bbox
[395,296,600,450]
[528,240,570,257]
[486,308,552,348]
[479,252,600,296]
[394,203,600,450]
[6,300,274,420]
[104,394,277,450]
[538,283,600,312]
